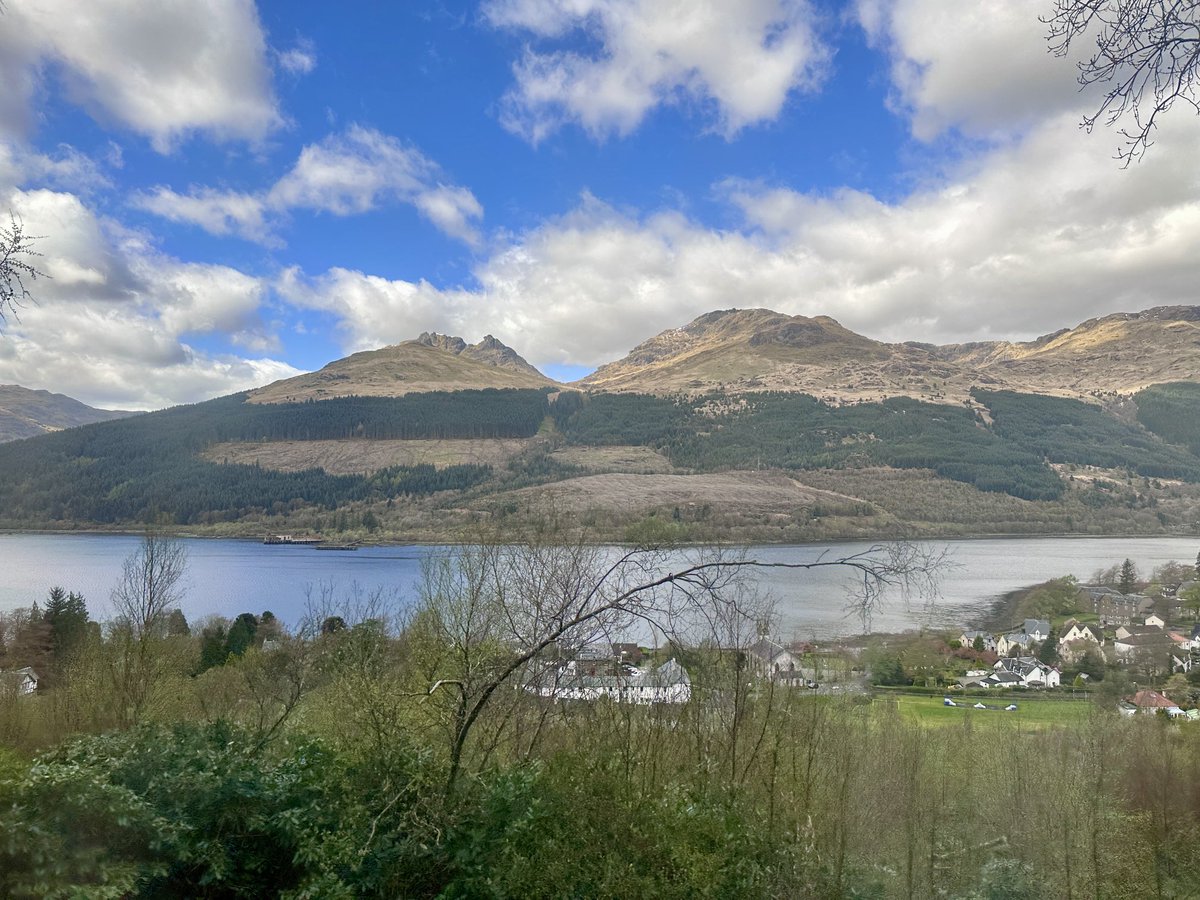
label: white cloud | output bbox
[134,126,484,245]
[0,0,281,151]
[856,0,1083,141]
[278,113,1200,368]
[134,186,275,245]
[413,185,486,247]
[0,187,299,409]
[277,40,317,76]
[485,0,830,142]
[0,142,113,195]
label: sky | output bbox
[2,0,1199,410]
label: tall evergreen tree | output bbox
[1119,558,1138,595]
[1038,627,1059,665]
[42,587,89,663]
[224,613,259,658]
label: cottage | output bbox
[996,632,1039,657]
[993,656,1061,688]
[958,630,996,652]
[1058,621,1104,663]
[0,667,38,696]
[1119,689,1179,716]
[747,637,803,678]
[1023,619,1051,642]
[525,659,692,705]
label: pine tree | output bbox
[1119,558,1138,595]
[42,587,89,663]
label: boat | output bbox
[263,534,324,545]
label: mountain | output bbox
[249,334,559,404]
[935,306,1200,396]
[0,384,134,442]
[580,306,1200,403]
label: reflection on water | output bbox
[0,533,1196,639]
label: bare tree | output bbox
[1046,0,1200,163]
[107,532,189,725]
[0,212,44,325]
[416,534,942,794]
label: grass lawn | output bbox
[877,692,1098,729]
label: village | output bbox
[501,561,1200,723]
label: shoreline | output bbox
[1,525,1197,552]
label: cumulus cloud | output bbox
[134,186,276,245]
[133,126,484,246]
[277,40,317,76]
[0,186,299,409]
[0,0,281,151]
[484,0,830,142]
[0,142,113,195]
[856,0,1083,141]
[278,113,1200,368]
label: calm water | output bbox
[1,533,1197,638]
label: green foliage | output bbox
[224,613,259,658]
[1119,558,1138,595]
[978,388,1200,480]
[0,391,532,525]
[439,761,809,900]
[624,513,687,547]
[1038,627,1059,665]
[1134,382,1200,455]
[1015,576,1081,620]
[0,722,365,898]
[196,624,229,674]
[555,391,1065,500]
[42,586,89,663]
[866,649,909,685]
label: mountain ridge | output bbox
[577,305,1200,402]
[248,334,560,404]
[0,385,135,443]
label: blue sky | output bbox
[2,0,1200,409]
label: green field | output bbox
[877,692,1098,728]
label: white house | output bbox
[747,637,803,678]
[0,667,38,696]
[1145,613,1167,628]
[1022,619,1051,642]
[994,657,1061,688]
[525,659,691,705]
[1058,621,1104,663]
[959,630,996,652]
[996,632,1039,657]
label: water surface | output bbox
[1,533,1195,638]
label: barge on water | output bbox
[262,534,324,545]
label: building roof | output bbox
[1126,689,1175,708]
[747,638,791,664]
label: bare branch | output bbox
[0,212,47,326]
[421,537,944,795]
[1045,0,1200,164]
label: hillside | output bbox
[937,306,1200,397]
[580,306,1200,403]
[0,384,134,443]
[249,334,559,404]
[5,307,1200,542]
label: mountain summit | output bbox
[580,306,1200,402]
[0,385,134,443]
[415,332,546,379]
[249,334,558,404]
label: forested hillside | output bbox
[0,389,542,525]
[3,384,1200,533]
